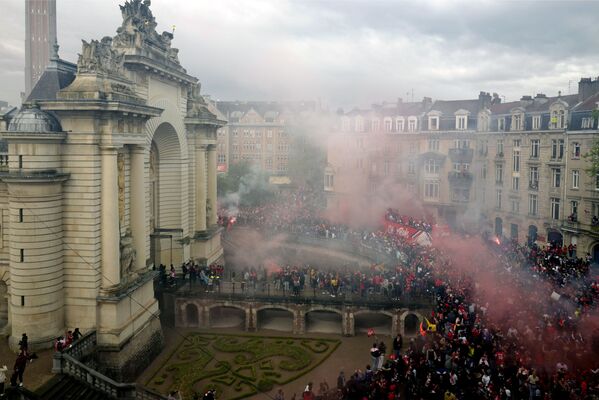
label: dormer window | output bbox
[456,115,467,130]
[478,112,489,132]
[532,115,541,130]
[511,113,524,131]
[407,117,418,132]
[429,116,439,130]
[550,104,567,129]
[498,118,505,131]
[396,117,404,132]
[384,118,392,132]
[371,119,379,132]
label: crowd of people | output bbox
[221,191,598,399]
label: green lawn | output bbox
[146,332,341,399]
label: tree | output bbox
[584,109,599,178]
[217,161,274,208]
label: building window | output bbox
[425,159,440,174]
[572,142,581,159]
[496,189,502,209]
[428,116,439,131]
[481,164,487,180]
[498,118,505,131]
[511,199,519,213]
[550,197,560,220]
[511,114,523,131]
[19,208,23,223]
[582,117,593,129]
[217,154,226,164]
[478,114,489,132]
[529,194,538,216]
[396,118,404,132]
[325,174,334,189]
[408,160,415,174]
[552,168,561,188]
[551,109,566,129]
[497,140,504,156]
[424,181,439,199]
[372,119,379,132]
[529,167,539,189]
[384,118,392,132]
[456,115,467,130]
[570,200,578,218]
[20,249,24,262]
[530,139,540,158]
[408,117,417,132]
[551,139,564,159]
[495,164,503,184]
[532,115,541,130]
[513,149,520,172]
[428,139,439,151]
[512,176,520,191]
[572,170,579,189]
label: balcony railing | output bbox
[528,181,538,191]
[448,171,473,187]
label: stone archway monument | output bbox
[11,0,226,381]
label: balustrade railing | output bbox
[53,330,166,400]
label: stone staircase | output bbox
[36,374,111,400]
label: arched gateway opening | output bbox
[305,310,342,334]
[257,308,294,332]
[209,306,245,329]
[404,313,419,336]
[185,303,199,327]
[354,312,392,336]
[149,122,184,267]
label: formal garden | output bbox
[146,332,341,399]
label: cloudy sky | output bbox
[1,0,599,108]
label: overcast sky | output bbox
[2,0,599,108]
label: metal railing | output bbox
[174,280,433,309]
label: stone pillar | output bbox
[195,145,207,232]
[203,306,210,329]
[101,146,121,290]
[130,145,147,271]
[207,145,218,226]
[391,314,399,337]
[294,309,306,335]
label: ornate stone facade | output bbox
[0,0,225,380]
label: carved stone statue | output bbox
[120,229,136,280]
[77,36,125,77]
[113,0,180,64]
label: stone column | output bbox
[195,145,207,232]
[130,145,147,271]
[391,314,399,337]
[101,146,121,290]
[207,145,218,226]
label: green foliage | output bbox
[217,161,275,207]
[256,378,275,392]
[147,333,340,400]
[584,138,599,178]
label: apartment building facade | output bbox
[326,78,599,260]
[214,101,319,176]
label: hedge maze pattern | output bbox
[147,333,341,399]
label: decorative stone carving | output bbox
[114,0,180,64]
[120,229,136,280]
[77,36,125,76]
[117,152,126,230]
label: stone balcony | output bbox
[448,171,473,187]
